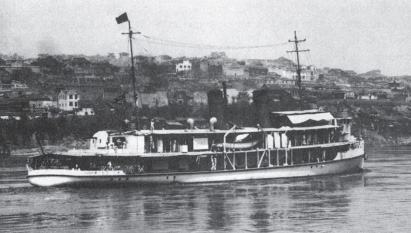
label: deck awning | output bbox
[287,112,334,125]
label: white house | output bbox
[76,108,95,116]
[358,94,378,100]
[176,61,192,72]
[269,66,319,82]
[58,90,80,111]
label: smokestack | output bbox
[222,81,228,127]
[253,89,271,128]
[207,89,227,129]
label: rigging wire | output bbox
[133,38,151,56]
[139,34,288,50]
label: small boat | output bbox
[213,134,261,150]
[27,110,366,187]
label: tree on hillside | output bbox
[16,113,31,147]
[32,56,65,75]
[11,67,33,82]
[48,107,60,118]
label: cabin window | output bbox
[69,102,73,106]
[113,137,126,149]
[69,95,73,99]
[193,137,208,150]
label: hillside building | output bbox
[58,90,79,111]
[223,64,244,77]
[29,98,57,113]
[199,60,223,79]
[269,65,319,82]
[75,100,95,116]
[176,61,192,72]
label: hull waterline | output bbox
[28,155,364,187]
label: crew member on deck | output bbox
[150,119,155,131]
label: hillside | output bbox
[271,57,295,67]
[360,69,385,79]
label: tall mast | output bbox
[120,15,141,129]
[287,31,309,109]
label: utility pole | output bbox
[120,17,141,129]
[287,31,309,109]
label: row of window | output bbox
[60,94,79,100]
[69,94,78,99]
[69,102,78,107]
[59,102,78,107]
[292,75,316,80]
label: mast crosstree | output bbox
[287,31,309,109]
[117,12,140,129]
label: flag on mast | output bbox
[116,13,129,24]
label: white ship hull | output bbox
[28,154,364,187]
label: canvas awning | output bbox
[287,112,334,124]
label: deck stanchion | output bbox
[245,151,248,169]
[284,149,288,166]
[328,130,331,143]
[276,149,279,166]
[233,150,236,169]
[256,149,260,168]
[268,149,272,167]
[308,150,311,163]
[224,152,227,170]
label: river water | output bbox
[1,148,410,233]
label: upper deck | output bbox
[31,110,354,158]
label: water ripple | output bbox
[1,151,411,232]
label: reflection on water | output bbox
[1,150,411,232]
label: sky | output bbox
[1,0,411,76]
